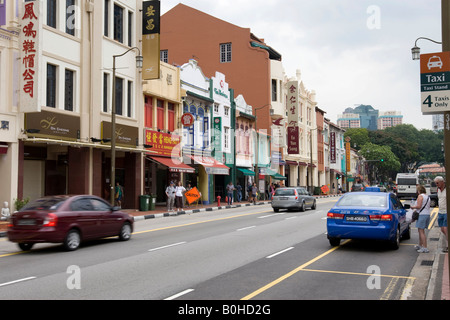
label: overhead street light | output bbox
[411,37,442,60]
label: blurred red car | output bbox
[8,195,133,251]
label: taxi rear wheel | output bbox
[390,227,400,250]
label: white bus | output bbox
[395,173,419,199]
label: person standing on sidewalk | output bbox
[435,176,448,252]
[175,181,186,212]
[226,181,235,205]
[411,185,431,253]
[165,181,176,212]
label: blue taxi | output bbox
[326,188,410,249]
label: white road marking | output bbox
[164,289,195,300]
[148,242,187,252]
[266,247,294,259]
[236,226,256,232]
[0,277,36,288]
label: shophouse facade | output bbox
[0,2,20,210]
[6,0,147,209]
[328,121,346,193]
[180,59,229,204]
[284,70,318,190]
[143,61,195,203]
[160,4,285,186]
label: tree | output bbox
[344,128,370,150]
[359,143,401,182]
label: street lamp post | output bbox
[110,47,143,206]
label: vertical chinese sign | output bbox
[19,0,42,113]
[287,81,299,154]
[142,0,160,80]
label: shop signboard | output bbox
[25,111,80,141]
[145,129,181,157]
[19,0,43,113]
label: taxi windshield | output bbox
[337,193,387,208]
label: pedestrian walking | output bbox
[411,185,431,253]
[251,183,258,204]
[247,183,253,203]
[434,176,448,252]
[114,182,123,208]
[236,183,242,203]
[165,181,176,212]
[175,181,186,212]
[226,181,235,205]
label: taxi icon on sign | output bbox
[427,56,443,70]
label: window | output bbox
[115,77,123,115]
[160,50,168,63]
[66,0,75,36]
[103,73,109,113]
[128,11,133,47]
[104,0,109,37]
[46,64,57,108]
[127,80,133,117]
[114,4,123,43]
[146,97,153,127]
[168,102,175,132]
[47,0,57,28]
[157,99,164,128]
[220,43,232,63]
[64,69,74,111]
[224,107,230,117]
[271,79,277,101]
[224,127,230,150]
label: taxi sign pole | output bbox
[441,0,450,291]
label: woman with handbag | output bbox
[411,185,431,253]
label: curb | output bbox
[132,201,267,222]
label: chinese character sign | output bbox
[145,129,181,157]
[19,0,42,113]
[142,1,160,80]
[287,81,299,154]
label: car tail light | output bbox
[43,213,58,227]
[370,214,392,221]
[294,189,298,200]
[327,212,345,219]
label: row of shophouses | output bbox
[0,1,365,210]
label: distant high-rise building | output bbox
[378,111,403,129]
[337,105,403,130]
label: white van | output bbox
[395,173,419,199]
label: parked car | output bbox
[271,187,316,212]
[8,195,134,251]
[351,183,365,192]
[326,190,410,249]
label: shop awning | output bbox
[266,168,287,180]
[0,143,8,154]
[187,155,229,175]
[149,156,195,173]
[237,168,255,176]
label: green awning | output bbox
[237,168,255,176]
[266,168,287,180]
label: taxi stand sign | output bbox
[420,51,450,114]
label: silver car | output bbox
[271,187,316,212]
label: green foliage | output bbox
[14,197,30,211]
[346,124,443,180]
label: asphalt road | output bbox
[0,197,424,301]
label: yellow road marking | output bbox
[300,268,415,280]
[241,240,350,300]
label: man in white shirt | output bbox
[434,176,448,252]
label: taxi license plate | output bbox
[345,215,367,222]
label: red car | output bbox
[8,195,134,251]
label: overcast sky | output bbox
[161,0,442,130]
